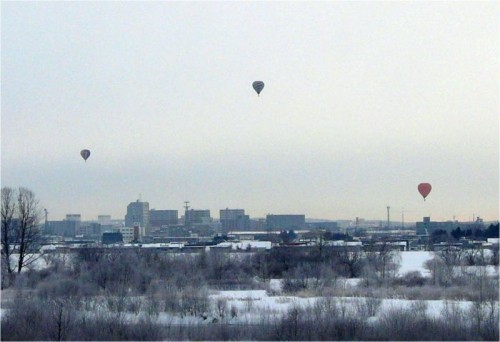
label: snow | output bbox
[398,251,434,276]
[397,251,499,277]
[0,286,482,328]
[208,241,272,250]
[207,289,475,324]
[231,240,272,250]
[269,279,282,292]
[327,240,363,246]
[6,254,50,272]
[140,243,184,248]
[454,265,498,277]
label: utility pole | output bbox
[44,208,49,233]
[387,206,390,229]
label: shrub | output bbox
[398,270,427,287]
[355,295,382,317]
[37,276,81,299]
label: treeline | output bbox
[2,244,498,299]
[3,244,403,292]
[431,223,499,243]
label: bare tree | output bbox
[16,188,42,273]
[336,245,365,278]
[48,298,75,341]
[364,241,401,284]
[1,187,17,275]
[1,187,42,275]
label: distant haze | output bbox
[2,1,498,222]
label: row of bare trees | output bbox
[1,187,42,287]
[2,288,498,341]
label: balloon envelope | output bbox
[80,149,91,161]
[418,183,432,200]
[252,81,265,95]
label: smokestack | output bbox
[387,206,390,229]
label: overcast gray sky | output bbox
[2,1,498,222]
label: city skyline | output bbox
[42,197,494,225]
[2,2,498,223]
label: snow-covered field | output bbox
[398,251,434,276]
[97,290,477,326]
[207,289,473,323]
[397,250,498,277]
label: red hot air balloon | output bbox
[418,183,432,201]
[80,149,91,162]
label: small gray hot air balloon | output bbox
[80,149,91,162]
[252,81,265,96]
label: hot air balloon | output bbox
[252,81,265,96]
[80,149,91,162]
[418,183,432,201]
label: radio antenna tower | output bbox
[184,201,191,227]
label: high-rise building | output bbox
[118,226,136,243]
[102,232,123,245]
[306,221,339,232]
[266,214,305,231]
[98,215,111,225]
[76,222,101,237]
[125,200,150,234]
[220,208,250,233]
[46,220,78,237]
[416,216,484,236]
[184,209,211,227]
[66,214,81,222]
[220,209,245,221]
[416,216,455,235]
[149,209,178,229]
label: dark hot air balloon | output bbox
[418,183,432,201]
[80,149,91,162]
[252,81,265,96]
